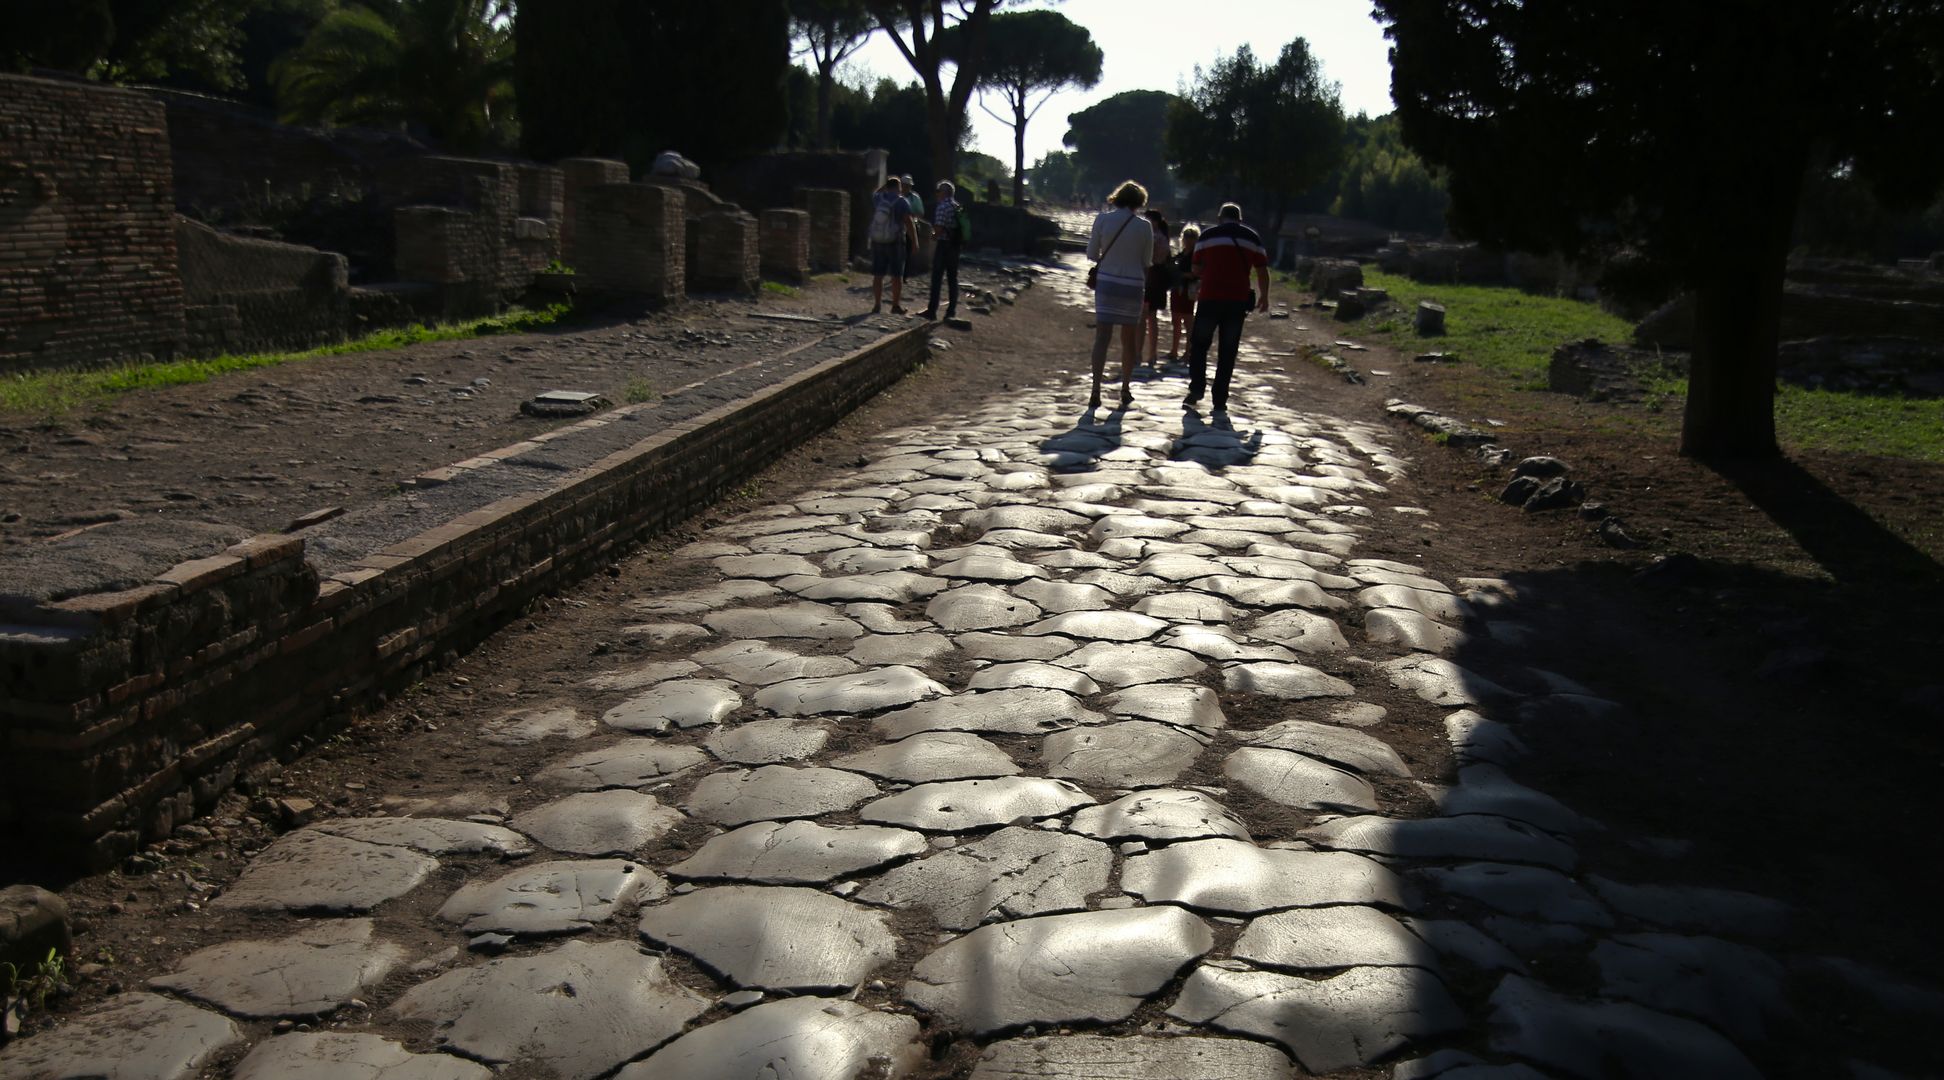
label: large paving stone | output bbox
[602,680,743,732]
[312,817,532,857]
[1023,610,1167,642]
[1302,815,1577,871]
[629,579,780,613]
[1168,963,1463,1073]
[1223,746,1378,813]
[1248,610,1351,654]
[832,732,1021,782]
[512,790,683,855]
[1160,625,1297,663]
[824,547,933,574]
[955,631,1080,662]
[1121,839,1409,914]
[149,919,404,1018]
[1487,974,1762,1079]
[962,505,1092,537]
[1434,764,1592,834]
[861,776,1095,831]
[638,885,896,991]
[790,571,948,604]
[669,820,926,884]
[1592,932,1789,1042]
[1104,684,1228,729]
[714,553,822,580]
[1365,607,1465,653]
[873,688,1106,739]
[1134,553,1238,582]
[1584,876,1790,938]
[1055,642,1206,687]
[1011,579,1114,613]
[755,666,948,716]
[715,514,847,540]
[934,555,1049,583]
[856,827,1112,929]
[1190,575,1346,611]
[621,997,924,1080]
[695,640,859,686]
[478,705,592,746]
[536,741,709,790]
[214,831,436,913]
[1444,709,1531,766]
[390,940,708,1080]
[906,907,1213,1034]
[849,631,956,667]
[1240,720,1410,778]
[1070,569,1163,599]
[968,661,1102,695]
[437,859,658,935]
[231,1032,491,1080]
[1356,584,1468,622]
[1224,662,1356,700]
[705,603,866,640]
[1379,656,1514,706]
[927,584,1044,631]
[0,992,241,1080]
[1044,722,1207,787]
[1232,906,1439,971]
[585,659,700,692]
[845,604,939,635]
[1398,916,1528,975]
[1417,863,1611,926]
[1132,591,1245,622]
[1068,789,1253,843]
[705,718,831,764]
[969,1034,1295,1079]
[684,765,879,825]
[1092,515,1193,542]
[749,531,859,555]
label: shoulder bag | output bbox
[1086,212,1136,290]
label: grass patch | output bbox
[1,304,573,418]
[761,281,801,297]
[622,376,659,404]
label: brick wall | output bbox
[691,211,760,293]
[0,74,186,372]
[176,216,350,356]
[797,188,851,272]
[760,209,811,282]
[575,183,685,299]
[557,158,630,268]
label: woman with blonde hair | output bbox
[1084,180,1154,409]
[1169,223,1201,360]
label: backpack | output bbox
[868,194,903,244]
[955,204,972,246]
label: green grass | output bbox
[761,281,801,297]
[1,303,573,418]
[622,376,659,404]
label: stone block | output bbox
[691,210,759,294]
[0,885,71,972]
[760,209,811,282]
[1416,300,1446,335]
[576,184,685,300]
[796,187,851,272]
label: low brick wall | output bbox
[760,209,811,282]
[0,323,932,868]
[557,158,629,269]
[797,187,851,272]
[576,183,685,299]
[691,211,759,294]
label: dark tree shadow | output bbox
[1706,456,1944,589]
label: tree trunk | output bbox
[815,62,835,150]
[1012,98,1027,207]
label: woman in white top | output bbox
[1086,180,1155,410]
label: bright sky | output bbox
[819,0,1395,170]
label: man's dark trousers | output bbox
[928,240,961,317]
[1184,299,1249,410]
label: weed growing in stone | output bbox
[3,947,70,1035]
[624,376,659,404]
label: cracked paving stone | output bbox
[845,604,938,635]
[1104,684,1227,729]
[602,680,743,732]
[149,919,405,1018]
[668,820,926,884]
[856,826,1112,929]
[1031,549,1121,571]
[628,579,780,614]
[619,621,711,646]
[1011,579,1114,613]
[1189,575,1348,612]
[1327,702,1388,727]
[1069,569,1162,599]
[979,528,1073,551]
[1379,655,1516,707]
[969,1034,1295,1079]
[437,859,659,935]
[390,939,708,1080]
[1444,710,1530,766]
[934,555,1049,583]
[1159,625,1297,663]
[1167,963,1463,1073]
[1433,764,1592,834]
[716,514,847,539]
[1487,974,1762,1080]
[873,688,1106,739]
[1068,789,1252,843]
[1091,515,1192,542]
[1349,567,1450,593]
[1301,815,1577,871]
[906,906,1213,1034]
[1132,553,1233,582]
[1355,584,1468,623]
[750,531,861,555]
[1365,607,1466,653]
[848,631,956,667]
[1022,610,1167,642]
[694,640,859,686]
[231,1032,492,1080]
[1043,722,1206,787]
[584,659,700,692]
[311,817,533,856]
[478,705,592,746]
[1232,906,1440,972]
[638,885,897,991]
[927,583,1044,631]
[1224,662,1356,700]
[214,831,437,913]
[705,718,831,764]
[1239,720,1411,778]
[1591,933,1789,1042]
[0,992,241,1080]
[1132,591,1245,622]
[967,662,1101,695]
[859,776,1095,831]
[1223,746,1377,813]
[536,740,710,790]
[684,765,879,826]
[824,547,932,574]
[955,631,1080,662]
[620,997,924,1080]
[1121,839,1408,914]
[1398,916,1527,975]
[511,790,684,855]
[754,666,948,716]
[831,731,1021,782]
[798,495,892,515]
[1247,610,1351,655]
[705,603,866,640]
[1055,642,1206,687]
[714,553,823,580]
[788,571,949,604]
[1584,876,1789,938]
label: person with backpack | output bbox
[921,181,971,321]
[868,176,917,315]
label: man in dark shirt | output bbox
[1184,202,1270,414]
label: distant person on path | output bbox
[1183,202,1270,414]
[1085,180,1155,410]
[868,176,917,315]
[1169,223,1201,360]
[900,175,926,289]
[922,181,968,321]
[1142,209,1172,368]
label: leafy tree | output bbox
[1329,114,1448,235]
[791,0,875,150]
[937,10,1101,205]
[274,0,516,152]
[1166,39,1345,242]
[1375,0,1944,458]
[1064,90,1178,205]
[4,0,257,90]
[831,77,967,180]
[867,0,1003,187]
[1032,150,1081,203]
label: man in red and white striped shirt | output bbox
[1184,202,1270,414]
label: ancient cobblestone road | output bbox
[3,268,1797,1079]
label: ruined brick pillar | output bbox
[759,209,811,282]
[795,187,850,272]
[557,158,630,269]
[690,211,760,294]
[575,183,684,300]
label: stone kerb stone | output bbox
[692,210,760,294]
[760,209,812,282]
[558,158,630,267]
[575,183,686,300]
[796,187,851,272]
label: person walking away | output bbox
[1184,202,1269,414]
[868,177,917,315]
[1169,224,1201,360]
[1085,181,1154,410]
[900,175,927,290]
[1141,209,1172,368]
[922,181,969,320]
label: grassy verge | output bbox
[1,303,573,419]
